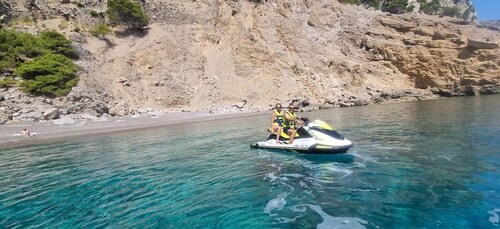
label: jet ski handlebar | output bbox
[298,117,310,125]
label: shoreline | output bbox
[0,110,264,148]
[1,94,486,148]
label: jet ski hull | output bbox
[250,141,353,154]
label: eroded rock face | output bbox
[361,14,499,96]
[0,0,498,123]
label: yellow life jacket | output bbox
[273,110,284,125]
[283,111,296,129]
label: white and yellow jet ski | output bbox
[250,119,353,154]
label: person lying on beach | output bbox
[21,128,31,137]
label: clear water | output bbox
[1,95,499,228]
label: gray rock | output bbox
[109,103,129,116]
[234,102,245,109]
[0,111,12,124]
[467,38,499,49]
[80,114,97,120]
[53,116,76,125]
[339,102,354,107]
[431,88,455,97]
[480,85,500,95]
[42,108,60,120]
[319,103,334,109]
[118,77,128,83]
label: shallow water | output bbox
[0,95,499,228]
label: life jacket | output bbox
[273,110,284,126]
[283,111,296,129]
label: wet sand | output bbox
[0,111,263,148]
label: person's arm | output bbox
[271,113,276,128]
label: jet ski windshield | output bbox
[310,127,345,140]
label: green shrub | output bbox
[364,0,381,9]
[339,0,361,5]
[90,10,99,17]
[106,0,149,28]
[407,4,415,12]
[17,54,79,96]
[0,78,17,88]
[442,6,461,17]
[0,29,40,69]
[0,29,79,96]
[89,23,113,38]
[419,0,441,15]
[0,29,77,70]
[383,0,408,14]
[461,8,473,20]
[37,30,77,58]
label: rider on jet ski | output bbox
[270,103,285,144]
[283,104,303,144]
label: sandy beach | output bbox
[0,111,263,148]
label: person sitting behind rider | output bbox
[283,104,302,145]
[270,103,285,144]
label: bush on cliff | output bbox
[0,29,77,69]
[37,30,78,58]
[89,23,113,38]
[383,0,409,14]
[338,0,361,4]
[0,29,79,96]
[106,0,149,28]
[0,29,39,69]
[16,54,79,97]
[364,0,381,10]
[418,0,442,15]
[0,78,17,88]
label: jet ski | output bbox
[250,118,353,154]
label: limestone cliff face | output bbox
[362,14,499,96]
[0,0,498,121]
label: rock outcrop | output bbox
[0,0,498,123]
[361,14,499,96]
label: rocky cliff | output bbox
[0,0,499,123]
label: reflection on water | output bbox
[0,95,499,228]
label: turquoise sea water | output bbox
[0,95,499,228]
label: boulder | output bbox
[0,111,12,124]
[42,108,60,120]
[480,85,500,94]
[109,103,129,116]
[467,38,499,49]
[53,116,76,125]
[234,102,245,109]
